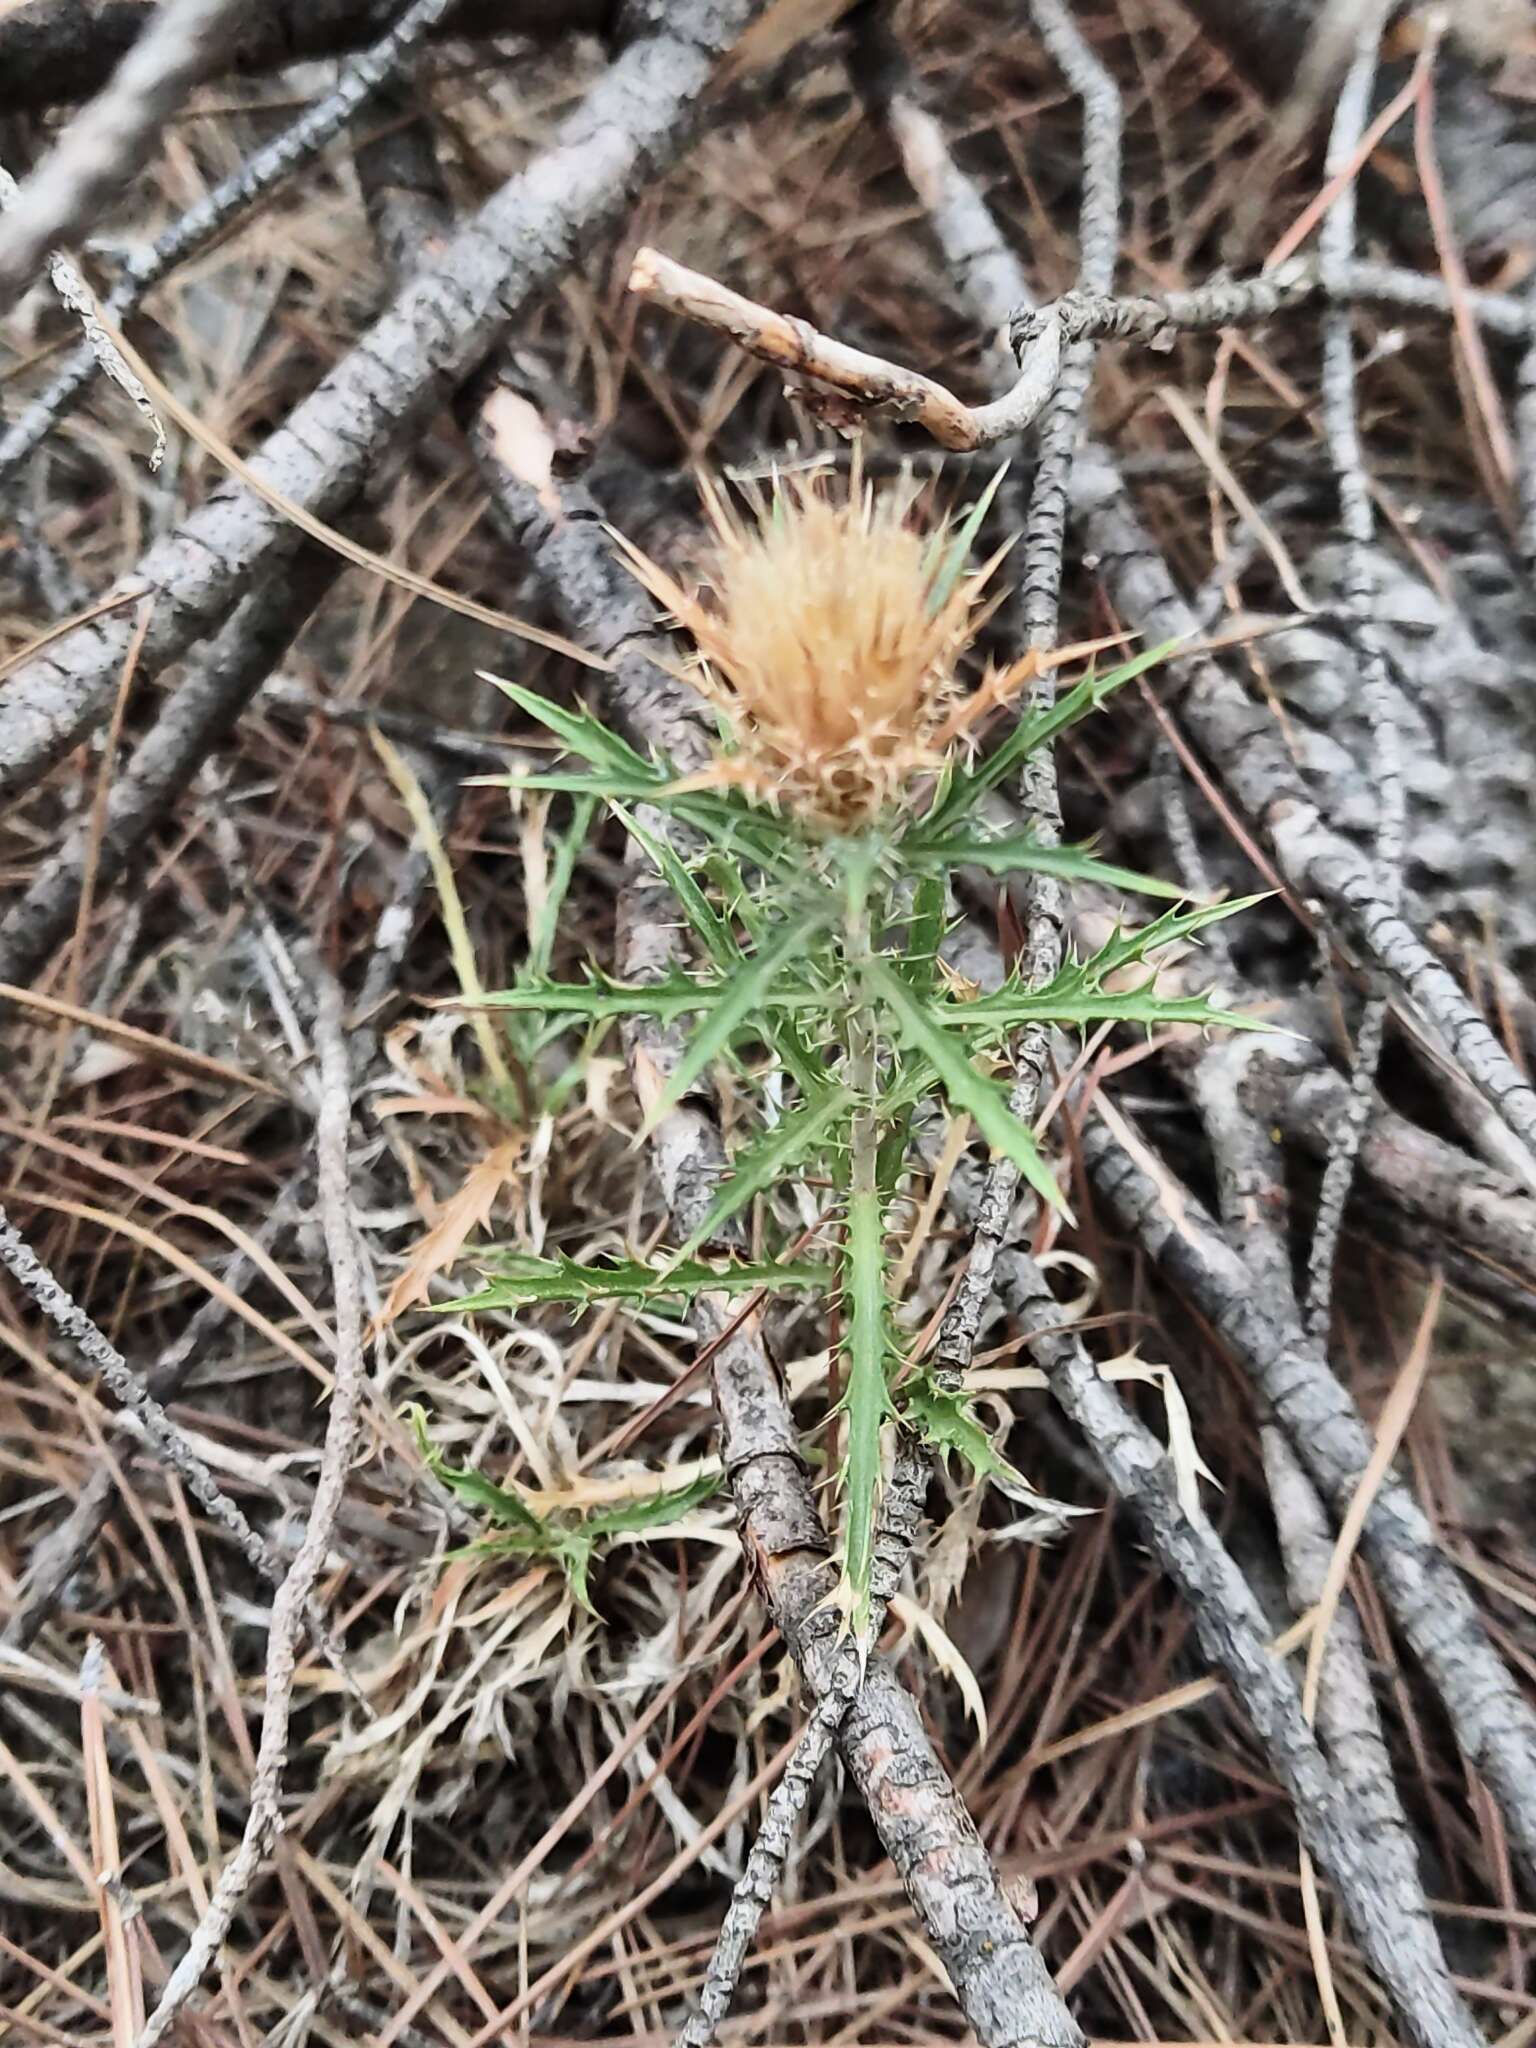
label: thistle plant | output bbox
[460,467,1261,1642]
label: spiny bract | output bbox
[613,464,1017,828]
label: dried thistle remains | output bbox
[612,464,1032,827]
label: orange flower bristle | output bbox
[612,464,1120,829]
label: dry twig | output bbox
[1303,3,1403,1340]
[628,244,1064,448]
[0,0,605,113]
[0,0,245,309]
[0,0,766,801]
[1192,1035,1481,2047]
[1080,1106,1536,1891]
[133,967,366,2048]
[0,0,460,490]
[941,1161,1489,2048]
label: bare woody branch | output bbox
[676,1448,928,2048]
[628,244,1064,449]
[1079,1101,1536,1891]
[1245,1047,1536,1299]
[0,159,166,469]
[0,0,461,490]
[881,61,1536,1893]
[0,0,766,805]
[871,45,1523,2033]
[0,1200,352,1686]
[1303,5,1403,1341]
[134,967,366,2048]
[0,0,610,114]
[633,248,1536,464]
[1010,260,1536,350]
[876,80,1536,1182]
[934,1148,1488,2048]
[926,0,1120,1385]
[0,551,339,989]
[1191,1034,1478,2042]
[0,0,245,310]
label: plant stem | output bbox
[841,872,888,1641]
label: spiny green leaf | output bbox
[670,1087,855,1262]
[643,908,832,1135]
[701,850,752,921]
[617,804,835,1088]
[449,1522,592,1601]
[908,831,1186,899]
[762,1010,831,1102]
[613,804,739,968]
[476,771,666,800]
[902,1374,1082,1516]
[866,958,1070,1219]
[480,673,658,779]
[938,984,1271,1035]
[876,1097,918,1205]
[411,1404,721,1616]
[666,792,802,872]
[840,1175,895,1642]
[898,874,948,993]
[438,1251,832,1312]
[472,968,824,1024]
[1075,893,1268,983]
[924,463,1008,614]
[921,639,1180,833]
[583,1469,721,1539]
[563,1544,597,1617]
[407,1404,543,1534]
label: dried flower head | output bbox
[612,464,1018,828]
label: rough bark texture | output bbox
[1080,1105,1536,1892]
[0,0,613,112]
[1242,1042,1536,1304]
[0,549,337,989]
[1183,0,1536,260]
[0,0,245,309]
[0,0,460,490]
[0,0,756,801]
[884,77,1536,1178]
[678,1450,929,2048]
[1070,432,1536,1170]
[1192,1034,1470,2024]
[977,1238,1485,2048]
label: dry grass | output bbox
[0,2,1533,2044]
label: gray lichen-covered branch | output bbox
[883,83,1536,1173]
[0,0,461,489]
[0,0,763,802]
[1079,1103,1536,1892]
[0,0,610,113]
[0,0,245,310]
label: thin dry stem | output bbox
[629,244,1064,450]
[134,967,365,2048]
